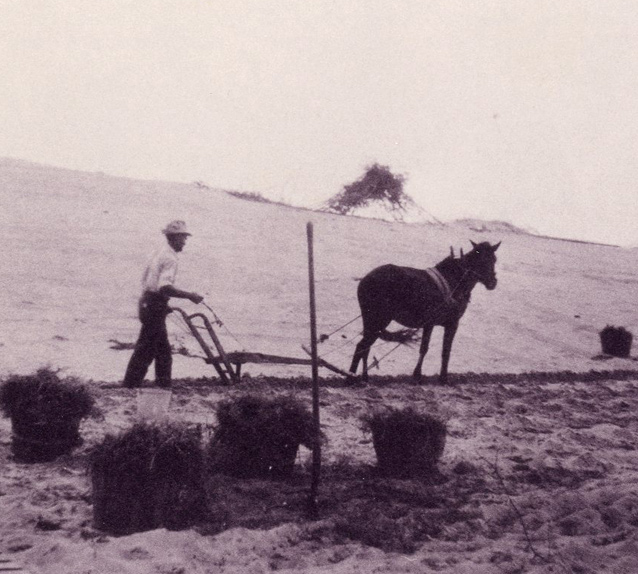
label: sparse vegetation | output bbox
[0,368,94,462]
[208,394,315,478]
[195,180,280,205]
[226,190,273,203]
[334,499,444,553]
[324,163,414,218]
[90,422,206,535]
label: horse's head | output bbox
[462,240,500,290]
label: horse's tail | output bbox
[378,328,419,345]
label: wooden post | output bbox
[306,221,321,517]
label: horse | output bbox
[349,240,500,384]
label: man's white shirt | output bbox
[141,244,178,294]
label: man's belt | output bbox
[141,291,170,307]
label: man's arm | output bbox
[159,285,204,304]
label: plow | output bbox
[171,306,353,385]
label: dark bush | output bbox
[324,163,411,216]
[0,368,94,462]
[90,422,206,535]
[208,394,315,479]
[600,325,633,358]
[363,408,446,478]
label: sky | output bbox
[1,0,638,246]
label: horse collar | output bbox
[425,267,457,306]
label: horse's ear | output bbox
[449,246,455,258]
[470,240,478,249]
[460,247,464,258]
[492,241,501,252]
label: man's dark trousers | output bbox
[123,293,172,388]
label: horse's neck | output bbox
[435,259,478,300]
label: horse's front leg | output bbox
[439,322,459,385]
[412,324,434,382]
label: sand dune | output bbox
[1,158,636,382]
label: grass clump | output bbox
[90,422,206,535]
[600,325,633,358]
[0,368,93,421]
[208,394,315,479]
[363,407,447,478]
[0,368,94,462]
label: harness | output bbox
[424,267,457,306]
[425,263,479,309]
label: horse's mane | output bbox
[434,254,463,276]
[433,252,475,294]
[435,242,491,275]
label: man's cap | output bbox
[162,220,191,236]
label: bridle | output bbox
[431,244,498,309]
[457,253,496,288]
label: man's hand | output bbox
[189,292,204,304]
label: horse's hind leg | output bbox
[349,336,362,374]
[413,324,434,382]
[349,332,378,382]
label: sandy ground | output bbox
[1,158,638,573]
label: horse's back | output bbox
[359,264,429,294]
[357,264,441,322]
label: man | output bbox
[123,220,203,388]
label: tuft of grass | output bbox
[0,368,94,462]
[208,394,316,479]
[600,325,633,358]
[90,421,206,535]
[362,407,447,478]
[0,367,94,422]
